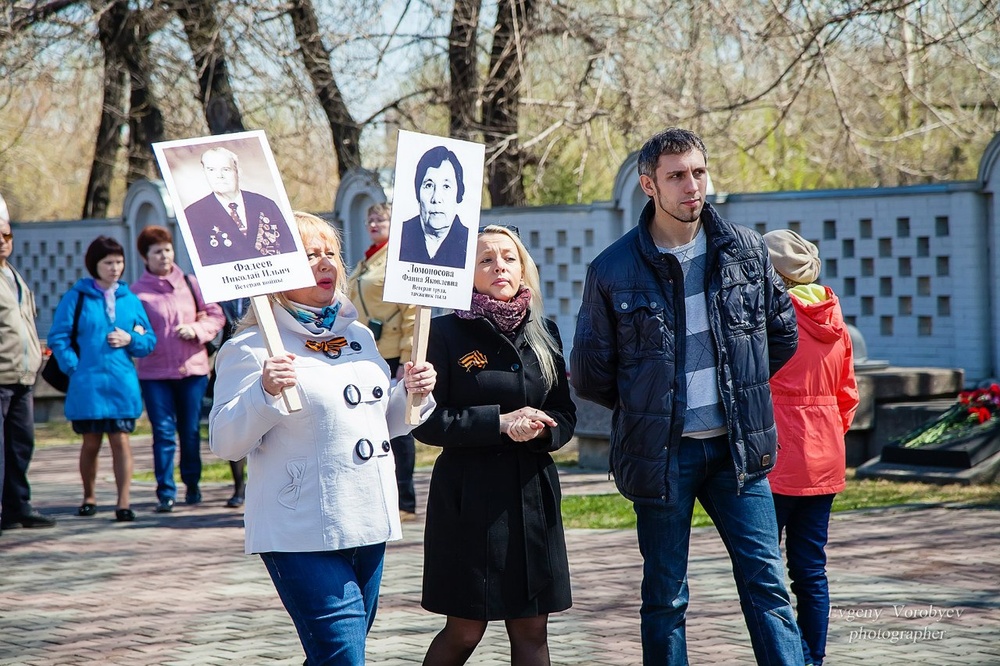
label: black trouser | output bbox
[1,383,36,522]
[386,358,417,512]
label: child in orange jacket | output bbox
[765,229,860,666]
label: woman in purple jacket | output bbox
[133,226,225,513]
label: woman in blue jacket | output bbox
[48,236,156,522]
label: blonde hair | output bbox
[237,211,346,333]
[367,202,391,220]
[478,224,561,390]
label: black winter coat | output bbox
[414,313,576,620]
[571,201,798,506]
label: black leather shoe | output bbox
[115,508,136,522]
[185,487,202,505]
[3,509,56,529]
[225,494,244,508]
[155,498,175,513]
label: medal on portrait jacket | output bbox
[209,225,233,248]
[254,213,281,255]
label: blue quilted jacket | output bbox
[47,278,156,421]
[571,201,798,505]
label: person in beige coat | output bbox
[0,193,55,534]
[348,202,419,519]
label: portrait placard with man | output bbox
[153,131,315,303]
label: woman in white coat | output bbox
[210,212,436,665]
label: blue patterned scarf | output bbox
[287,301,341,331]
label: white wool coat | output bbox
[209,298,434,554]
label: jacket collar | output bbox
[461,310,531,350]
[274,295,360,339]
[636,199,737,266]
[73,277,127,298]
[135,264,185,290]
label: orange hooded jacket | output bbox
[769,284,859,496]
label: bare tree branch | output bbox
[285,0,361,177]
[448,0,480,141]
[169,0,245,134]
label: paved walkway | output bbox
[2,438,999,665]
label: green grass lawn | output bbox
[37,420,240,484]
[560,471,1000,529]
[40,426,1000,526]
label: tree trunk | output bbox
[125,64,164,185]
[82,0,129,219]
[482,0,531,207]
[287,0,361,177]
[449,0,481,142]
[123,11,165,185]
[171,0,245,134]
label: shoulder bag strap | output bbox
[182,274,203,315]
[353,269,371,318]
[70,291,84,354]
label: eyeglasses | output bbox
[0,232,12,243]
[478,224,520,238]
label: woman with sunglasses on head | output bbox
[209,212,436,665]
[414,224,577,666]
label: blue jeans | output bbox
[773,493,835,666]
[261,544,386,665]
[140,376,208,501]
[633,435,804,666]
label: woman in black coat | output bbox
[414,224,576,666]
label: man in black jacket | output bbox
[571,128,803,665]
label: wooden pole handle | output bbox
[405,306,432,425]
[250,294,302,413]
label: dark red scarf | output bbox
[364,240,388,260]
[455,286,531,338]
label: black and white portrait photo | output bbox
[384,130,485,310]
[184,146,293,266]
[398,145,469,269]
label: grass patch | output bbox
[133,424,238,484]
[415,441,441,468]
[40,424,1000,518]
[36,420,238,485]
[134,457,239,484]
[560,471,1000,529]
[35,417,153,447]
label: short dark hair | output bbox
[413,146,465,203]
[637,128,708,178]
[85,235,125,278]
[136,225,173,258]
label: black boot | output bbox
[226,458,246,508]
